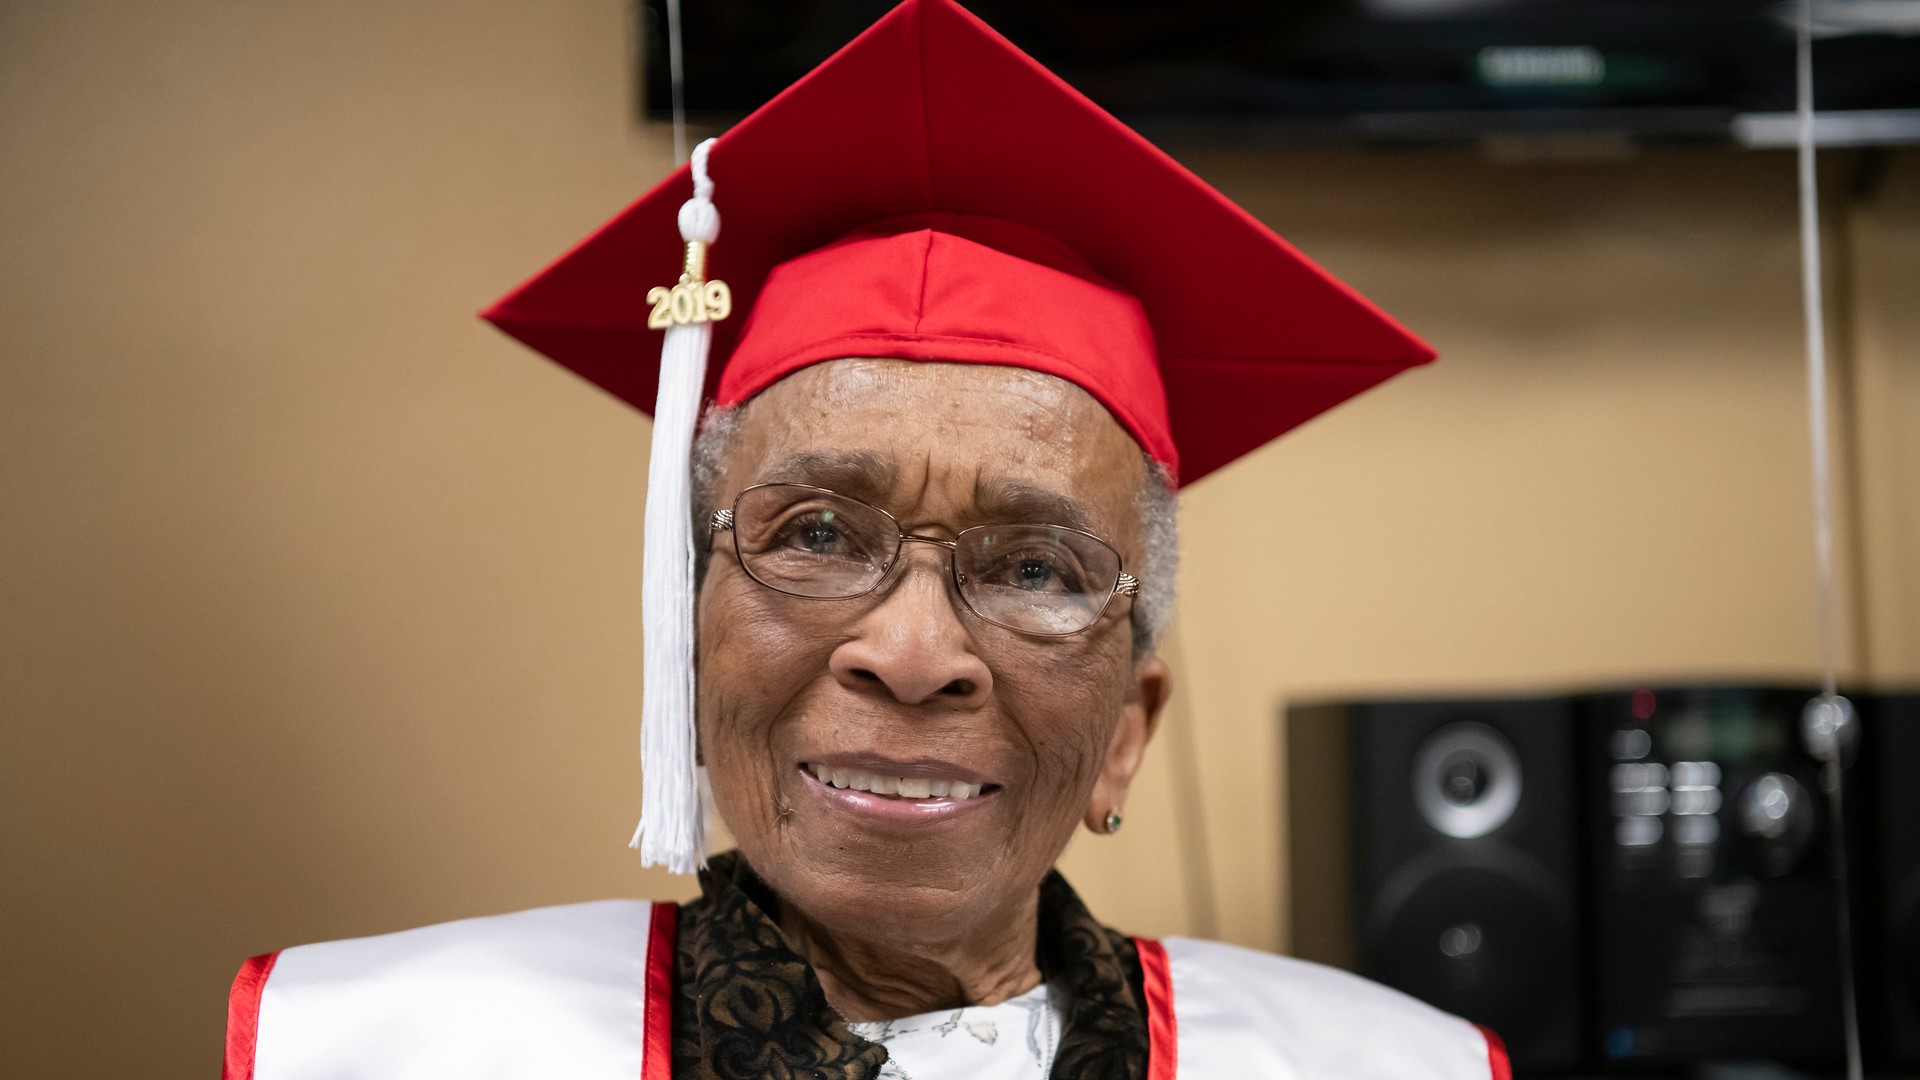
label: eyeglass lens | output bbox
[728,484,1122,635]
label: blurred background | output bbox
[2,1,1917,1076]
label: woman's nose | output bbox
[827,549,993,708]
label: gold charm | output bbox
[647,239,732,329]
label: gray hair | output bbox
[1130,458,1178,653]
[690,403,1179,654]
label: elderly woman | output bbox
[220,3,1508,1079]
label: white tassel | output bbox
[631,138,721,873]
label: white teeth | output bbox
[805,763,987,801]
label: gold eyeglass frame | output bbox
[708,482,1141,638]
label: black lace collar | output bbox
[671,850,1149,1079]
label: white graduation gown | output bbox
[223,900,1509,1080]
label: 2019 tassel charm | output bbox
[632,138,726,873]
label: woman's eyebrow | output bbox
[757,449,898,502]
[972,477,1096,533]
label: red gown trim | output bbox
[643,902,680,1080]
[1476,1024,1512,1080]
[1134,937,1178,1080]
[222,951,279,1080]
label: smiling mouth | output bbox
[800,762,999,801]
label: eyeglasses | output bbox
[709,483,1140,637]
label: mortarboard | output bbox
[483,0,1435,872]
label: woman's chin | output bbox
[743,819,1010,942]
[721,770,1068,944]
[777,862,989,943]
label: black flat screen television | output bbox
[638,0,1920,145]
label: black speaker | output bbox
[1581,686,1847,1067]
[1288,697,1586,1072]
[1865,692,1920,1067]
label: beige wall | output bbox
[1,3,1914,1077]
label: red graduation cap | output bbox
[483,0,1433,489]
[480,0,1433,872]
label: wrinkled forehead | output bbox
[719,358,1149,536]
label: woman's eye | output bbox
[1015,558,1055,588]
[797,521,841,553]
[772,511,856,555]
[988,551,1081,593]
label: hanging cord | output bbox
[665,0,689,165]
[1798,7,1840,705]
[1160,621,1220,939]
[1792,3,1863,1076]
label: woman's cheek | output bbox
[698,582,837,797]
[999,643,1129,774]
[702,582,806,705]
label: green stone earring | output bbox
[1104,809,1124,835]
